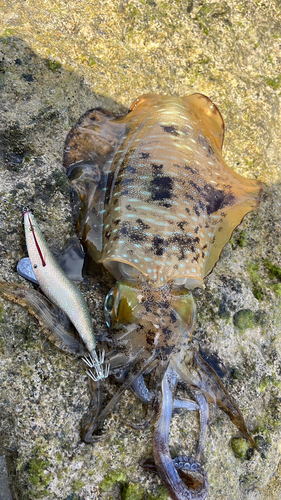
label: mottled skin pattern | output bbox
[0,94,262,500]
[62,94,262,500]
[64,94,261,288]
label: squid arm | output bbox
[193,349,258,450]
[81,352,157,442]
[153,364,209,500]
[119,398,159,431]
[121,374,200,431]
[0,281,85,355]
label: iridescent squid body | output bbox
[0,94,263,499]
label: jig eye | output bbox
[104,288,114,327]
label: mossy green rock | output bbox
[28,458,51,487]
[237,230,248,248]
[122,482,144,500]
[231,438,251,460]
[100,470,127,492]
[259,376,281,393]
[233,309,255,332]
[265,259,281,280]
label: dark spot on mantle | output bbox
[204,184,236,214]
[161,125,180,136]
[152,236,165,256]
[149,175,173,205]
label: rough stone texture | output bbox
[0,455,13,500]
[0,1,281,499]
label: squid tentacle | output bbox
[174,399,199,411]
[153,364,209,500]
[122,377,200,431]
[192,392,209,462]
[130,375,200,411]
[130,374,152,404]
[81,352,157,443]
[81,378,104,442]
[192,350,258,450]
[119,398,159,431]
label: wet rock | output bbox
[0,2,281,500]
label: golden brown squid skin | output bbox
[64,93,262,288]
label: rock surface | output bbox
[0,1,281,499]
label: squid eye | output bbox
[104,288,114,327]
